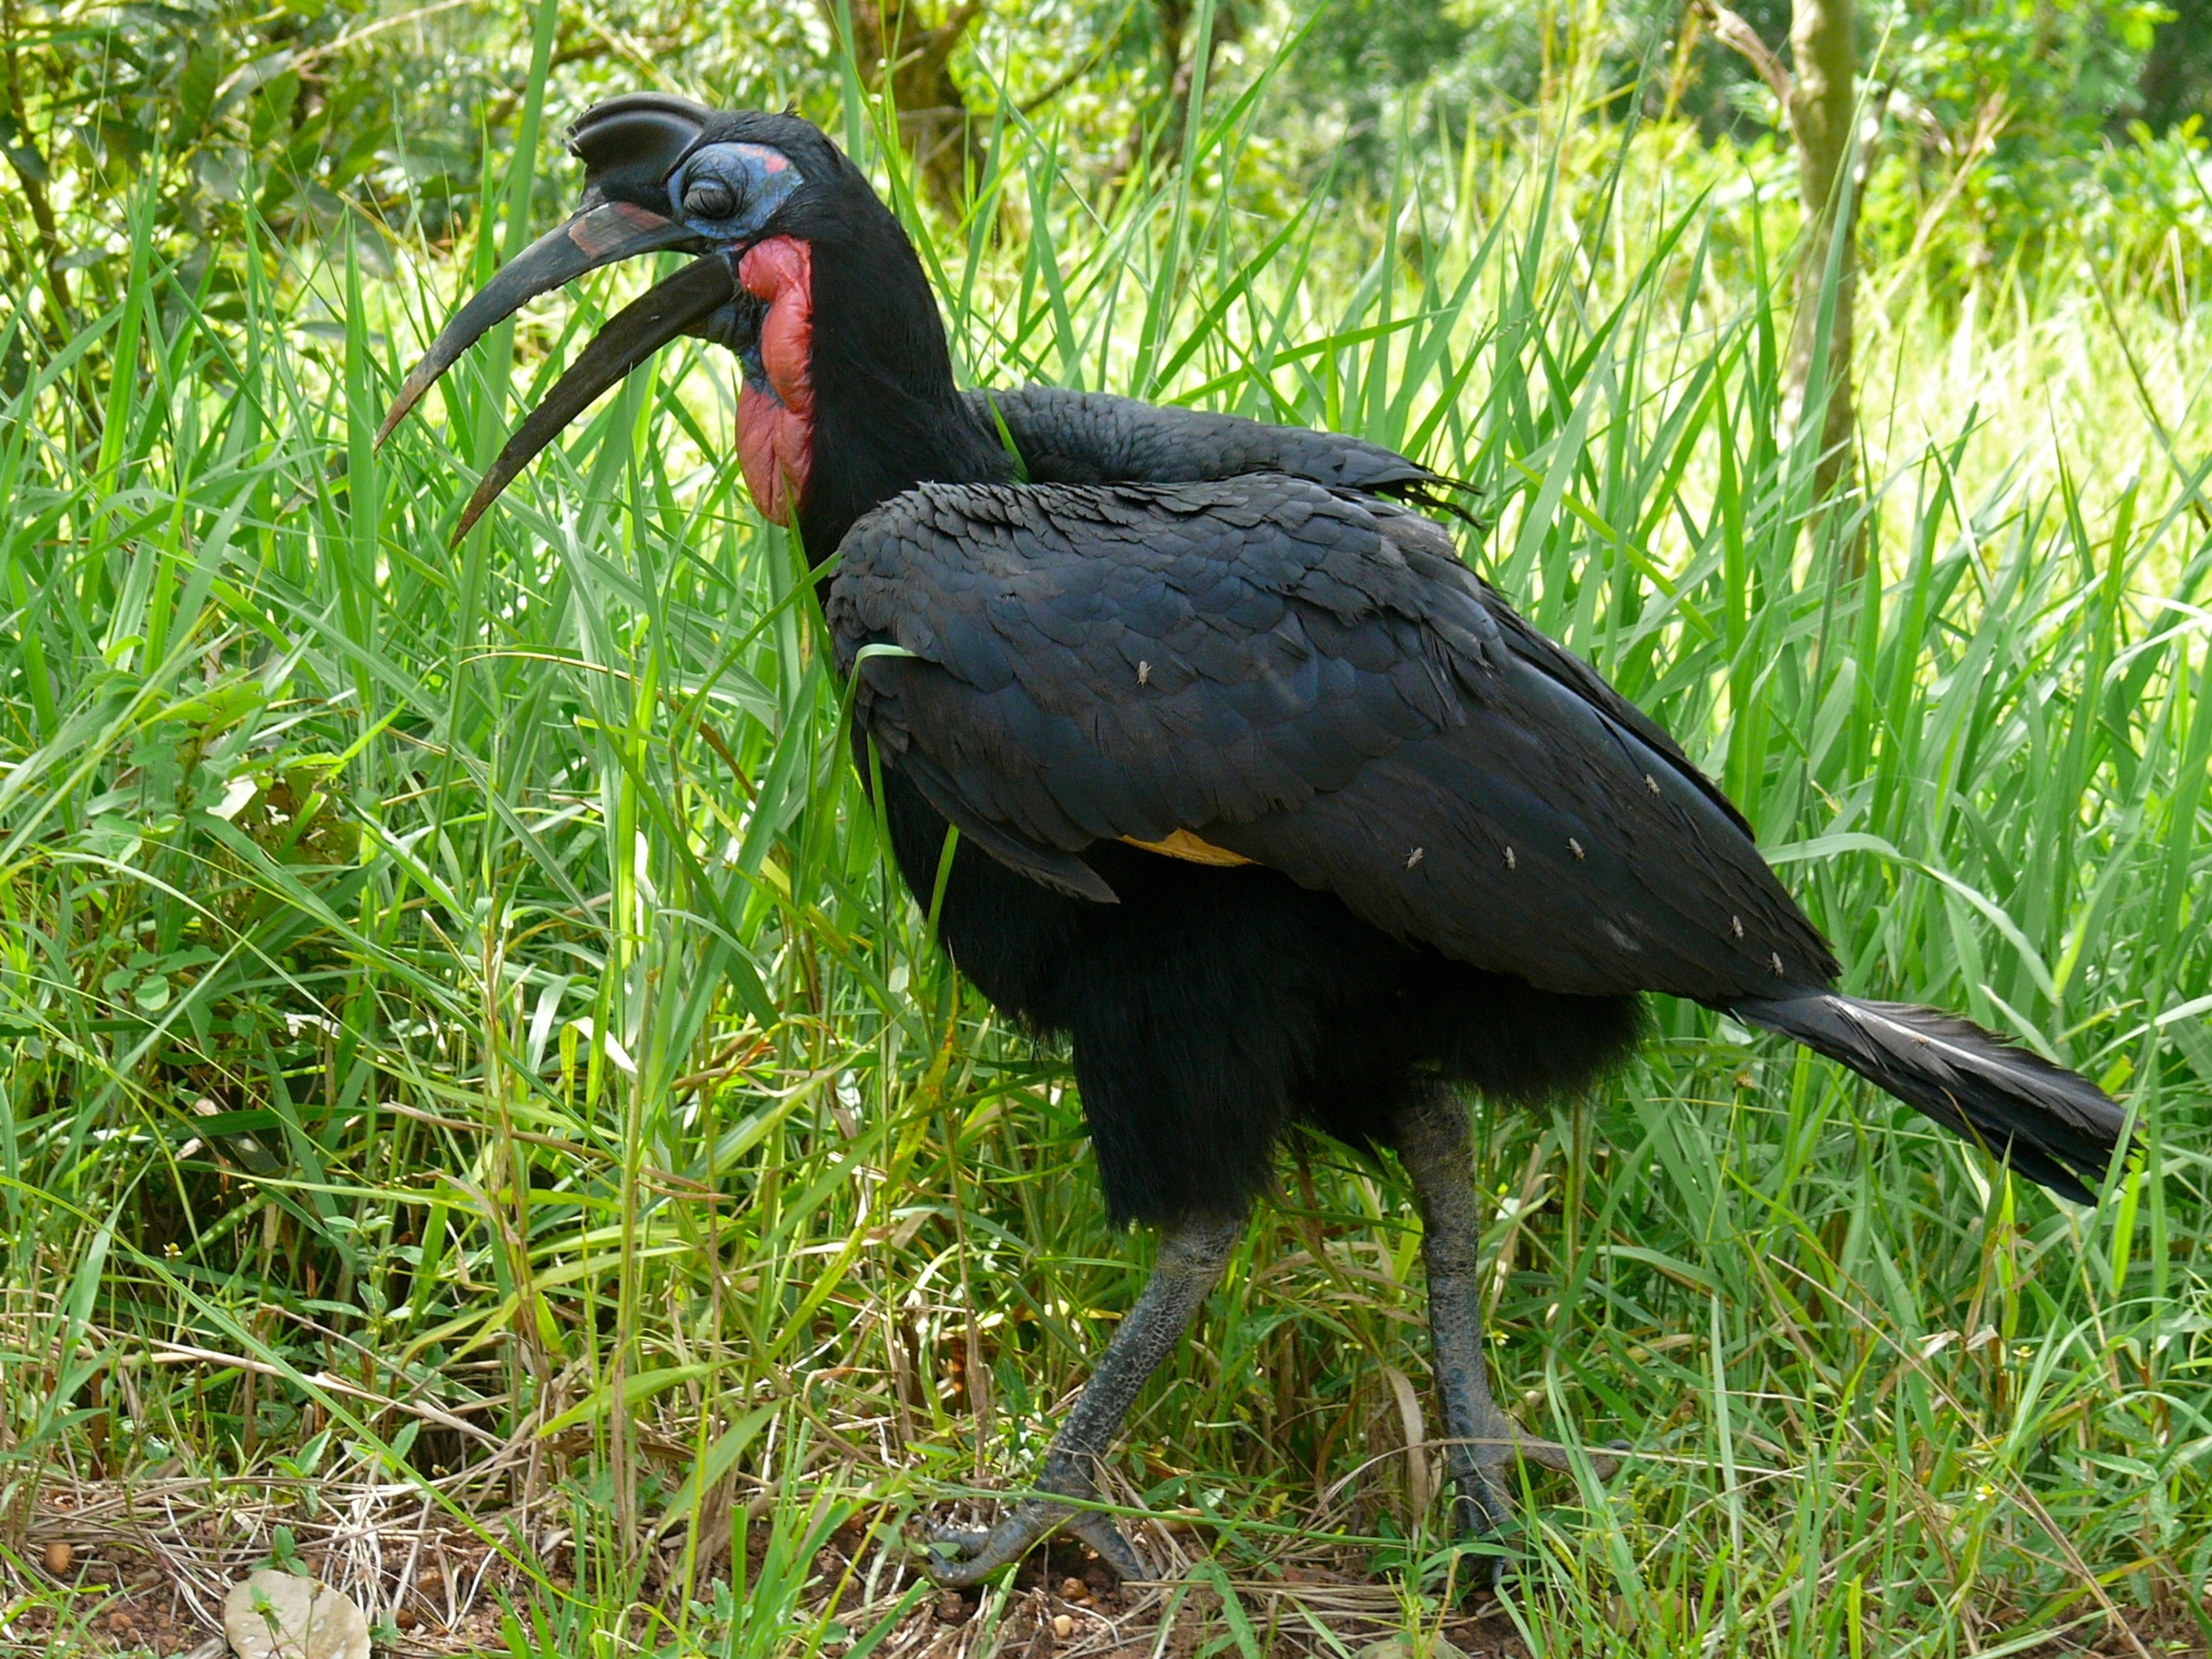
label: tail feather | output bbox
[1735,992,2128,1204]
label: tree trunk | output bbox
[1785,0,1859,533]
[1144,0,1243,176]
[837,0,983,216]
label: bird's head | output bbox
[384,96,986,552]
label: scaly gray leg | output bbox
[1395,1088,1620,1568]
[921,1214,1245,1586]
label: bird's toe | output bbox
[1503,1431,1622,1479]
[1063,1509,1150,1584]
[920,1519,996,1555]
[912,1498,1150,1588]
[913,1516,1019,1586]
[1442,1429,1628,1591]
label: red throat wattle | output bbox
[735,237,814,526]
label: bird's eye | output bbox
[684,178,738,220]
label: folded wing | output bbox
[829,475,1837,1003]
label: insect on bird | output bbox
[385,96,2130,1586]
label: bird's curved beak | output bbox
[375,203,702,447]
[380,94,741,541]
[379,207,737,544]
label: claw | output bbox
[914,1498,1149,1588]
[1067,1509,1149,1583]
[909,1216,1236,1589]
[1490,1431,1621,1480]
[1448,1431,1629,1591]
[920,1519,997,1557]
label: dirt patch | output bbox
[13,1477,522,1656]
[7,1477,1542,1658]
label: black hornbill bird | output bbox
[386,96,2129,1584]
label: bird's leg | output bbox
[1394,1089,1620,1560]
[920,1214,1244,1587]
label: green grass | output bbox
[3,52,2210,1659]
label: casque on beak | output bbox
[379,94,750,543]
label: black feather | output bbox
[878,769,1645,1223]
[673,135,2129,1222]
[1734,994,2130,1202]
[831,476,1832,1003]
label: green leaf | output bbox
[177,46,221,144]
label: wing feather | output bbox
[832,475,1836,1002]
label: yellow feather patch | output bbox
[1120,829,1254,867]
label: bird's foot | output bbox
[1478,1429,1622,1482]
[916,1497,1148,1588]
[1449,1429,1627,1588]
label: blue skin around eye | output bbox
[665,144,806,400]
[670,143,804,242]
